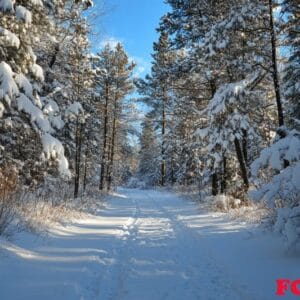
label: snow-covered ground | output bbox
[0,189,299,300]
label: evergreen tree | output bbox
[136,32,175,186]
[93,43,135,191]
[0,0,70,185]
[138,115,160,186]
[282,0,300,128]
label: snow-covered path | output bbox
[0,189,299,300]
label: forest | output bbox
[0,0,300,247]
[0,0,300,298]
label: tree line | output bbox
[0,0,136,198]
[136,0,300,239]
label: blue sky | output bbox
[91,0,169,77]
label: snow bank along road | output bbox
[0,189,299,300]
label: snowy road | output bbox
[1,189,299,300]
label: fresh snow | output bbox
[0,27,20,48]
[0,0,14,12]
[250,130,300,207]
[16,6,32,24]
[31,63,44,81]
[41,133,70,178]
[17,93,53,133]
[15,74,33,98]
[66,102,84,119]
[0,189,299,300]
[0,62,19,103]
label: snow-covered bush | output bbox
[250,129,300,249]
[274,206,300,250]
[250,129,300,206]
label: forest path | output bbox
[101,188,256,300]
[1,188,297,300]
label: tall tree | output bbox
[136,32,175,186]
[0,0,71,186]
[93,43,135,191]
[138,115,160,186]
[282,0,300,129]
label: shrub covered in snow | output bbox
[250,129,300,249]
[274,206,300,250]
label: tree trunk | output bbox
[210,79,219,196]
[161,101,166,186]
[242,129,248,167]
[83,147,88,192]
[107,97,117,191]
[268,0,284,127]
[74,118,84,198]
[170,160,176,185]
[212,172,218,196]
[49,44,60,69]
[74,118,80,198]
[99,82,109,191]
[220,156,227,194]
[234,137,249,189]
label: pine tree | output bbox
[0,0,70,185]
[136,32,175,186]
[282,0,300,128]
[138,115,160,186]
[93,43,135,191]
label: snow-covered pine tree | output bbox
[138,114,160,186]
[282,0,300,129]
[93,42,135,191]
[248,0,300,249]
[0,0,70,186]
[106,43,135,190]
[136,32,176,186]
[156,0,290,200]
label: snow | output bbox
[206,75,257,116]
[49,115,64,130]
[66,102,84,119]
[17,93,53,133]
[0,62,19,104]
[0,189,299,300]
[252,130,300,176]
[15,73,33,98]
[28,0,43,6]
[250,161,300,205]
[0,101,4,117]
[41,133,70,178]
[275,206,300,250]
[31,63,44,82]
[250,130,300,206]
[43,99,60,115]
[67,102,84,115]
[0,0,14,12]
[16,6,32,24]
[0,27,20,48]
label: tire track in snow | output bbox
[146,190,262,300]
[109,194,141,300]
